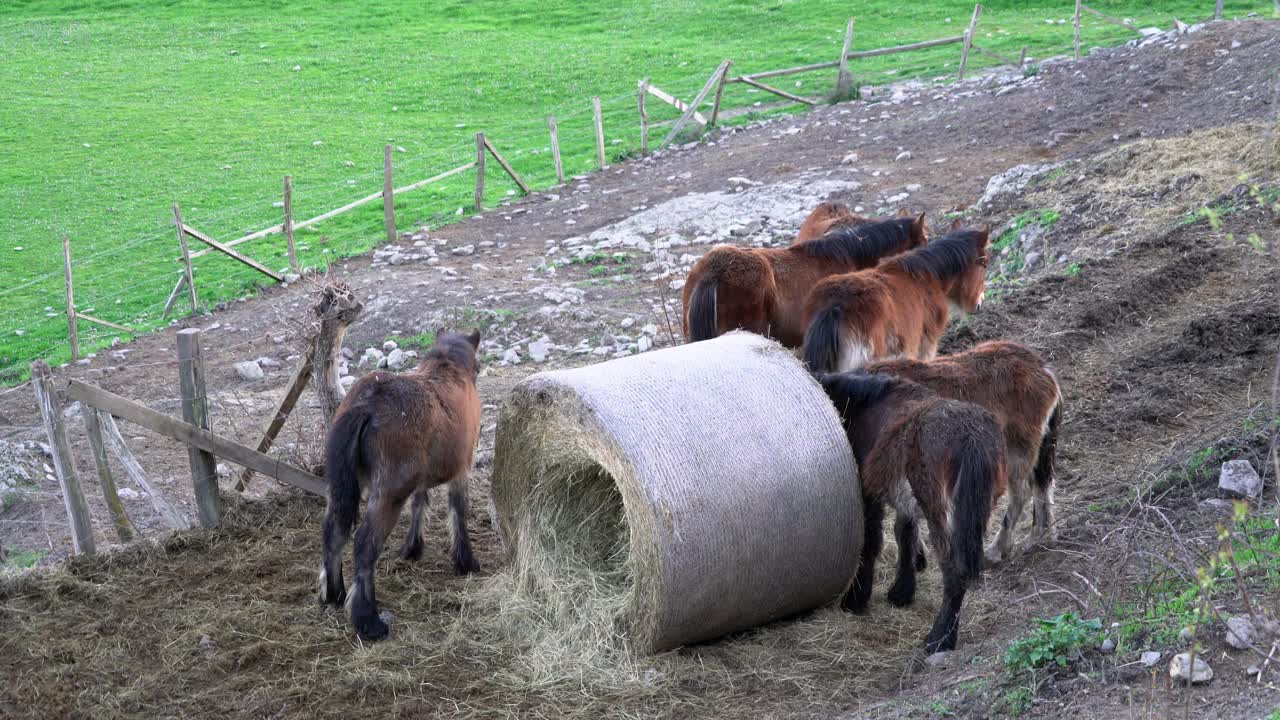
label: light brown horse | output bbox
[820,370,1008,653]
[866,341,1062,565]
[318,330,483,641]
[796,201,868,242]
[802,225,991,373]
[682,212,928,347]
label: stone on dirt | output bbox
[359,348,384,368]
[385,348,407,371]
[1141,651,1163,667]
[234,361,264,382]
[1219,459,1262,500]
[1169,653,1213,684]
[528,340,551,363]
[1225,616,1257,650]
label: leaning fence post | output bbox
[835,18,856,99]
[173,203,198,312]
[474,132,486,212]
[957,3,983,81]
[637,79,650,154]
[382,144,396,243]
[1214,0,1224,19]
[547,116,565,184]
[176,328,221,527]
[31,360,96,555]
[283,175,299,273]
[592,96,607,170]
[84,408,134,542]
[62,236,79,361]
[1073,0,1082,60]
[710,61,732,125]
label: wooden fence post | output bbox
[176,329,221,527]
[548,116,565,184]
[474,132,486,212]
[1214,0,1224,19]
[31,360,95,555]
[382,144,396,243]
[593,96,607,170]
[173,203,197,312]
[836,18,856,98]
[638,79,650,154]
[957,3,983,81]
[62,236,79,361]
[283,176,298,273]
[84,408,134,542]
[97,410,189,529]
[1019,46,1028,71]
[1073,0,1082,60]
[661,60,732,148]
[710,61,732,125]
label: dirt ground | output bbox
[3,18,1280,720]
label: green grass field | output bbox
[1,0,1271,383]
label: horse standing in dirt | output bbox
[318,330,483,641]
[803,224,991,373]
[866,341,1062,565]
[683,212,928,347]
[820,371,1007,653]
[796,201,867,242]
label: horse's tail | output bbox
[325,404,374,520]
[687,275,720,342]
[803,304,842,373]
[1033,395,1061,496]
[947,434,1000,588]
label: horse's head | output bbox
[948,225,991,314]
[431,328,483,378]
[909,212,930,248]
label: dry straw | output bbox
[490,331,862,652]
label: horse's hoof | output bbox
[355,614,391,642]
[983,547,1006,569]
[841,595,871,614]
[453,555,481,576]
[914,553,928,572]
[886,584,915,607]
[399,541,424,562]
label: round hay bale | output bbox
[491,331,861,652]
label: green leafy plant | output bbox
[1064,262,1082,276]
[1022,63,1040,78]
[1003,612,1103,672]
[4,548,48,568]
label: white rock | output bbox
[1225,617,1257,650]
[385,348,407,371]
[339,376,356,392]
[528,341,551,363]
[894,150,912,162]
[925,651,951,667]
[234,361,264,382]
[619,317,635,329]
[502,348,522,365]
[841,152,859,164]
[383,340,399,352]
[1169,653,1213,684]
[641,323,658,336]
[1219,459,1262,500]
[451,244,475,256]
[637,336,653,353]
[255,356,281,368]
[1100,637,1116,653]
[117,487,142,500]
[359,348,385,368]
[1141,651,1163,667]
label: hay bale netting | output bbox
[490,331,862,652]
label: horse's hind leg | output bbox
[842,495,884,613]
[985,478,1027,567]
[398,487,430,561]
[886,514,919,607]
[350,483,413,641]
[1025,481,1056,552]
[447,475,481,575]
[319,474,359,608]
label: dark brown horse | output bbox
[683,212,928,347]
[803,225,991,373]
[820,371,1008,653]
[318,330,483,641]
[866,341,1062,565]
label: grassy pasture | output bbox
[1,0,1270,382]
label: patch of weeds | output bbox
[1022,63,1041,78]
[589,265,610,277]
[4,548,48,568]
[1004,612,1103,672]
[390,331,436,350]
[1032,166,1068,188]
[446,307,516,332]
[1064,262,1082,277]
[825,82,861,104]
[610,147,641,164]
[993,208,1060,251]
[996,686,1035,717]
[926,699,955,717]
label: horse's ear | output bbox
[979,224,993,244]
[897,207,910,217]
[467,329,481,349]
[949,217,963,232]
[913,212,926,232]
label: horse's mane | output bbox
[883,229,983,282]
[797,216,915,264]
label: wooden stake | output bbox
[62,236,78,361]
[738,76,817,106]
[1019,46,1028,71]
[77,313,133,333]
[31,360,95,556]
[66,380,326,497]
[163,273,187,319]
[1074,0,1083,60]
[176,329,221,527]
[637,79,650,155]
[84,408,133,542]
[643,83,709,124]
[593,96,607,170]
[710,60,732,125]
[836,18,856,98]
[180,224,283,282]
[482,136,531,194]
[548,116,565,184]
[97,410,189,529]
[1215,0,1224,19]
[662,60,731,148]
[283,175,298,272]
[173,203,197,312]
[474,132,486,212]
[383,144,396,243]
[236,338,315,491]
[958,3,983,81]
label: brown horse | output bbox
[318,330,483,641]
[796,201,867,242]
[683,213,928,347]
[866,341,1062,565]
[802,225,991,373]
[820,370,1008,653]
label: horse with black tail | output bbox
[318,330,483,641]
[820,370,1007,653]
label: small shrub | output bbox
[4,548,48,568]
[1003,612,1103,672]
[1022,63,1040,78]
[1064,262,1082,276]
